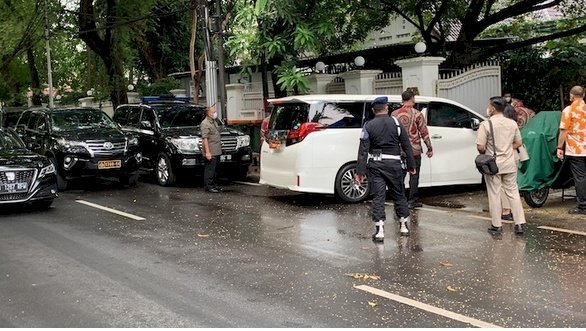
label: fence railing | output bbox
[374,72,403,95]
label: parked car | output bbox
[15,107,142,191]
[0,128,57,209]
[113,97,253,186]
[260,94,485,203]
[0,106,28,129]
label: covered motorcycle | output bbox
[517,111,574,207]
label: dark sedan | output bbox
[0,129,57,209]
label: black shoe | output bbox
[213,186,223,192]
[568,207,586,215]
[501,213,513,221]
[488,225,502,234]
[408,200,423,209]
[514,224,524,235]
[205,188,221,193]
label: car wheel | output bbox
[523,188,549,208]
[335,163,369,203]
[33,199,53,210]
[119,173,139,187]
[50,157,68,191]
[155,153,176,186]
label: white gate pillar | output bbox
[394,57,445,96]
[307,74,338,94]
[339,70,382,94]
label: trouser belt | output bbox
[369,154,401,161]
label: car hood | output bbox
[56,128,126,142]
[0,149,48,168]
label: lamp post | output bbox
[354,56,365,68]
[44,0,54,109]
[414,42,427,55]
[315,61,326,73]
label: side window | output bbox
[34,114,48,132]
[28,112,41,131]
[139,108,156,129]
[113,107,129,126]
[427,102,475,128]
[126,107,142,128]
[17,111,31,128]
[312,102,365,128]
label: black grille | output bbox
[0,193,28,201]
[221,136,238,152]
[85,140,126,155]
[0,170,35,185]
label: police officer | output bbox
[354,96,416,241]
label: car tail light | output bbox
[260,116,270,141]
[286,122,325,146]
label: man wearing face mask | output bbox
[201,104,222,193]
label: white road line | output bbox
[538,226,586,237]
[233,181,262,187]
[76,200,146,221]
[354,285,501,328]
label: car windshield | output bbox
[51,110,117,131]
[0,130,26,150]
[154,104,206,128]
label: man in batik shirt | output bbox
[511,93,535,129]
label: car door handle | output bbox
[431,134,442,139]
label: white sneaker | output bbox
[372,220,384,242]
[399,217,410,236]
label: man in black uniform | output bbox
[355,96,416,241]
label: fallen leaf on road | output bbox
[446,285,457,292]
[368,301,378,308]
[345,273,381,280]
[197,233,209,238]
[439,261,453,267]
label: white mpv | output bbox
[259,94,486,202]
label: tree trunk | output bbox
[26,44,42,106]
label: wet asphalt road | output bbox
[1,176,586,327]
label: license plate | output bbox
[0,182,28,193]
[268,140,281,149]
[98,160,122,169]
[220,155,232,162]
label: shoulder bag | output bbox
[475,120,499,175]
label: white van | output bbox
[259,94,486,202]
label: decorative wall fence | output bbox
[373,72,403,95]
[325,77,346,94]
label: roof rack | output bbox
[141,95,191,104]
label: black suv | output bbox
[0,128,57,209]
[113,99,253,186]
[15,107,142,190]
[1,106,28,129]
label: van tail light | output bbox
[286,122,325,146]
[260,116,270,141]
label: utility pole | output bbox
[44,0,54,109]
[214,0,227,120]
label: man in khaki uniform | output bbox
[201,104,222,193]
[476,96,526,235]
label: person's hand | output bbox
[557,148,564,160]
[205,152,212,161]
[408,168,417,175]
[426,149,433,158]
[354,174,364,186]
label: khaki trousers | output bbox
[485,172,526,227]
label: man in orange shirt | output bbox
[557,86,586,214]
[391,90,433,209]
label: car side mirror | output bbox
[471,118,481,131]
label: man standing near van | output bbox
[355,96,416,241]
[201,104,222,193]
[391,90,433,209]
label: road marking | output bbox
[538,226,586,237]
[233,181,262,187]
[385,203,514,224]
[76,200,146,221]
[354,285,501,328]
